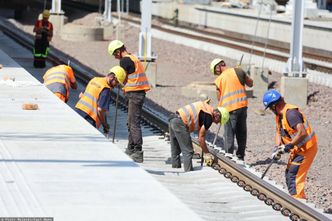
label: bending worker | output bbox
[210,58,253,161]
[33,10,53,68]
[169,100,229,172]
[263,89,317,199]
[43,64,77,103]
[108,40,150,163]
[75,66,126,134]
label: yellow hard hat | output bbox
[42,10,50,19]
[108,40,124,56]
[210,58,224,75]
[217,107,229,125]
[109,66,126,85]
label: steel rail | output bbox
[121,16,332,74]
[33,0,332,68]
[1,19,330,221]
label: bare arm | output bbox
[70,82,77,90]
[216,86,221,102]
[97,107,108,128]
[289,123,308,147]
[198,125,209,153]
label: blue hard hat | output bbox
[263,89,281,109]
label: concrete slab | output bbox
[0,49,203,220]
[280,76,308,108]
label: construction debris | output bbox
[22,103,39,110]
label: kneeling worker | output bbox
[43,64,77,103]
[75,66,126,134]
[263,89,317,199]
[169,100,229,172]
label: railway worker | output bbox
[210,58,253,161]
[108,40,150,163]
[75,66,126,134]
[43,64,77,103]
[33,9,53,68]
[168,101,230,172]
[263,89,317,199]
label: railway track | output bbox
[122,15,332,75]
[1,16,331,221]
[53,0,332,74]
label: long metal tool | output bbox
[261,159,275,179]
[112,87,120,143]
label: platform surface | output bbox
[0,48,203,221]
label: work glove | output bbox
[203,153,214,167]
[103,123,110,134]
[271,145,287,160]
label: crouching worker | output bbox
[263,89,317,199]
[75,66,126,134]
[168,100,229,172]
[43,64,77,103]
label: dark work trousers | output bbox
[126,91,145,152]
[33,36,49,68]
[169,117,194,172]
[223,106,247,158]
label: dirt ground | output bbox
[11,8,332,213]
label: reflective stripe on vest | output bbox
[76,92,98,117]
[75,77,110,128]
[215,68,248,112]
[276,104,317,153]
[44,68,70,98]
[177,101,214,132]
[123,54,150,92]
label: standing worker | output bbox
[43,64,77,103]
[75,66,126,134]
[210,58,253,161]
[168,100,229,172]
[33,10,53,68]
[108,40,150,163]
[263,89,317,199]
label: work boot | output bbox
[125,147,135,156]
[236,154,244,161]
[130,151,144,163]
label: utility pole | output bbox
[138,0,157,88]
[286,0,305,77]
[50,0,62,14]
[104,0,112,22]
[138,0,152,59]
[281,0,308,108]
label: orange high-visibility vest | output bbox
[214,68,248,112]
[43,65,70,100]
[123,54,150,93]
[75,77,111,128]
[35,20,52,30]
[177,101,214,133]
[35,20,53,38]
[276,104,317,154]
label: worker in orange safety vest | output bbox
[75,66,126,134]
[168,100,229,172]
[43,64,77,103]
[211,58,253,161]
[108,40,150,163]
[263,89,317,199]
